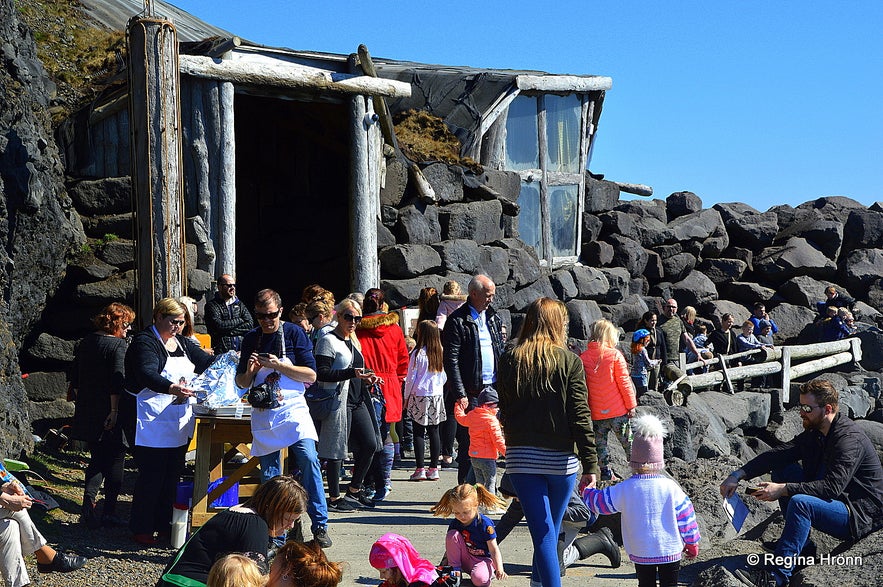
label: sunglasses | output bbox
[122,322,131,329]
[342,313,363,323]
[255,310,281,320]
[798,403,822,413]
[221,283,236,288]
[169,319,185,326]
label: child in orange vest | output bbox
[454,388,506,496]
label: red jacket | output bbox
[579,341,636,421]
[454,402,506,459]
[357,312,409,422]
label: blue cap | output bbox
[633,329,651,342]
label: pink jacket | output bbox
[580,341,636,421]
[454,403,506,459]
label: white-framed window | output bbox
[501,93,588,266]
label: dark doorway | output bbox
[234,94,351,310]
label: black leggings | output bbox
[635,561,680,587]
[347,401,379,491]
[84,431,126,513]
[326,458,343,499]
[441,395,457,458]
[412,422,440,469]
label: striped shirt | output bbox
[505,446,579,476]
[582,473,700,564]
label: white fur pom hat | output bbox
[628,413,667,470]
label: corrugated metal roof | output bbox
[78,0,235,42]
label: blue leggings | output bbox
[509,472,576,587]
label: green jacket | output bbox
[497,346,599,476]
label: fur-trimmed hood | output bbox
[356,311,400,337]
[440,293,467,302]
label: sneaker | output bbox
[328,498,357,512]
[313,527,332,548]
[734,567,777,587]
[426,468,440,481]
[37,552,87,574]
[410,468,427,481]
[343,489,376,509]
[440,459,458,469]
[761,539,817,558]
[373,484,390,502]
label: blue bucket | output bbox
[207,477,239,508]
[175,481,194,507]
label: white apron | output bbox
[250,350,318,458]
[135,327,197,448]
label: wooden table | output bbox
[190,415,282,530]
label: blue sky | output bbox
[168,1,881,211]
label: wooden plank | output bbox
[180,54,411,98]
[537,96,551,264]
[356,44,399,154]
[515,74,612,92]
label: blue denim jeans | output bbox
[772,494,850,584]
[258,438,328,532]
[509,472,576,587]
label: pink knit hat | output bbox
[628,414,667,471]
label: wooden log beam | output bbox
[516,74,612,92]
[613,182,653,197]
[350,95,378,292]
[179,54,411,98]
[788,351,854,380]
[762,339,853,362]
[356,44,399,154]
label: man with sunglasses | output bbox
[720,379,883,587]
[205,274,255,354]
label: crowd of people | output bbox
[2,275,879,587]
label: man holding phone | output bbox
[720,379,883,587]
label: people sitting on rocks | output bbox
[658,299,705,381]
[818,306,855,342]
[749,302,779,337]
[688,324,714,374]
[707,313,739,363]
[636,311,667,392]
[720,379,883,587]
[736,321,773,356]
[756,320,775,346]
[816,285,855,319]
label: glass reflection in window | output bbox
[549,185,578,258]
[505,96,539,171]
[544,95,581,173]
[516,181,543,258]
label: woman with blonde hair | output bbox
[497,298,598,587]
[580,319,637,481]
[314,298,381,510]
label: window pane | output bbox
[505,96,539,170]
[545,94,581,173]
[549,184,578,257]
[516,181,543,258]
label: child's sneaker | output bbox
[409,468,426,481]
[426,467,440,481]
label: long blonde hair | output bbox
[589,319,619,348]
[511,298,568,391]
[206,554,266,587]
[336,298,362,351]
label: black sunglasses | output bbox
[220,283,236,288]
[169,319,185,326]
[255,310,281,320]
[798,404,822,413]
[342,313,362,323]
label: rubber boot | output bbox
[373,442,394,500]
[393,441,402,469]
[573,527,621,568]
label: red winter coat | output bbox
[357,312,409,422]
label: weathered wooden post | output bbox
[128,13,186,325]
[350,95,378,292]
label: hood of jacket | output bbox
[357,312,401,338]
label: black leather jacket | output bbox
[204,293,254,353]
[741,413,883,540]
[442,303,504,399]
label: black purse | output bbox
[304,382,340,421]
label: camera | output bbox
[247,383,281,409]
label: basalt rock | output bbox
[666,190,703,221]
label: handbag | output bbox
[304,382,340,421]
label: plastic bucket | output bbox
[175,480,194,507]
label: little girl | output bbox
[370,532,440,586]
[431,484,507,586]
[404,320,448,482]
[453,390,505,496]
[582,414,700,587]
[206,553,267,587]
[630,329,660,398]
[435,280,467,330]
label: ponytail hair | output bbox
[431,483,506,517]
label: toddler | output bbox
[432,484,507,586]
[435,281,467,330]
[630,329,660,397]
[453,389,506,496]
[369,532,440,587]
[206,553,266,587]
[582,414,700,587]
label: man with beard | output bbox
[720,379,883,587]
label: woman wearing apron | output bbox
[234,289,331,547]
[124,298,214,546]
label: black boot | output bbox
[573,527,621,568]
[557,535,566,577]
[80,497,101,530]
